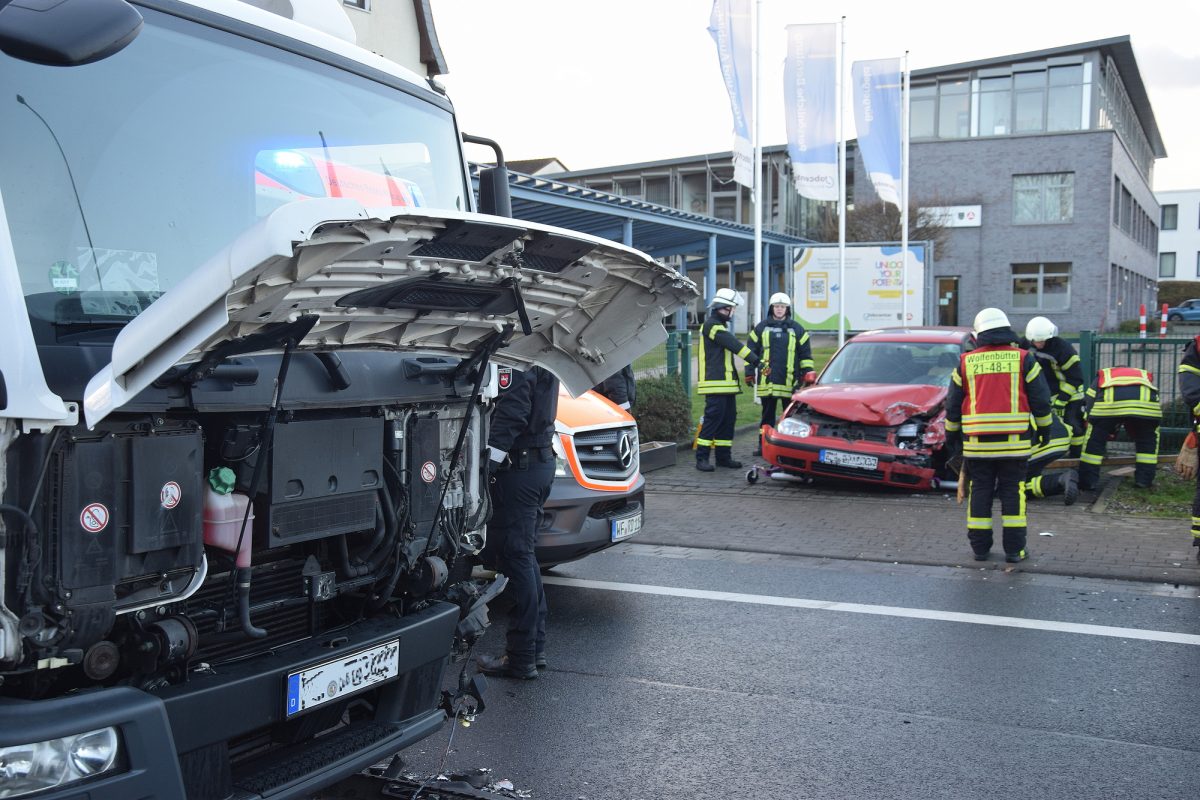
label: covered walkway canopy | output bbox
[476,168,812,314]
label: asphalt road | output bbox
[391,544,1200,800]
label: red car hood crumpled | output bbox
[799,384,946,426]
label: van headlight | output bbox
[777,417,812,438]
[553,436,569,477]
[0,727,120,798]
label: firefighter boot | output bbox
[1062,469,1079,506]
[696,449,715,472]
[715,447,742,469]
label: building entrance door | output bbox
[937,277,959,326]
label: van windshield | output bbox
[0,6,468,326]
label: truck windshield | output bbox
[0,6,469,326]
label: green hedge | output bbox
[1158,281,1200,309]
[633,375,693,443]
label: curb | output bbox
[1089,476,1122,514]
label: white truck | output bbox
[0,1,696,798]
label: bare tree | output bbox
[815,201,950,259]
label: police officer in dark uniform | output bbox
[746,291,813,456]
[477,364,559,680]
[696,288,760,471]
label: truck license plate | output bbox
[611,510,643,542]
[819,449,878,470]
[286,639,400,717]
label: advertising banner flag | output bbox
[708,0,753,188]
[851,57,904,208]
[784,23,838,202]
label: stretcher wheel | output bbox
[746,467,759,484]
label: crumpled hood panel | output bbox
[799,383,946,425]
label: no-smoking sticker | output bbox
[80,503,109,533]
[420,461,437,483]
[161,481,182,509]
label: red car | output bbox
[762,327,975,489]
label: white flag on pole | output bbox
[784,23,838,202]
[708,0,754,188]
[851,57,904,208]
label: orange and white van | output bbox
[537,387,645,568]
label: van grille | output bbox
[571,426,639,482]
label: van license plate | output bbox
[286,639,399,717]
[611,511,643,542]
[819,449,878,470]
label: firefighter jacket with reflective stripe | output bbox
[1086,367,1160,420]
[1023,336,1084,409]
[1177,340,1200,430]
[698,318,757,395]
[944,336,1052,459]
[746,317,813,398]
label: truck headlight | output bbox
[0,727,120,798]
[777,417,812,438]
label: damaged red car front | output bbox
[762,328,974,489]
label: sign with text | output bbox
[922,205,982,227]
[792,244,926,330]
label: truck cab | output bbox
[0,2,696,798]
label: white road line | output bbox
[541,576,1200,646]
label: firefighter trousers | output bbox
[1191,467,1200,553]
[966,457,1027,557]
[1078,416,1159,489]
[697,393,737,464]
[759,395,784,431]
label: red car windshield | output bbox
[820,340,963,387]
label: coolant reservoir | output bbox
[203,467,254,568]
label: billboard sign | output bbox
[792,244,926,330]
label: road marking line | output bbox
[541,576,1200,646]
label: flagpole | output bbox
[837,16,846,348]
[901,50,910,326]
[752,0,763,326]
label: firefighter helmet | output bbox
[768,292,791,308]
[709,287,742,309]
[973,307,1011,334]
[1025,316,1058,342]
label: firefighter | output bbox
[746,292,814,456]
[696,287,760,471]
[1024,410,1079,505]
[477,365,559,680]
[1023,316,1087,457]
[1078,366,1161,491]
[944,308,1053,563]
[1177,336,1200,561]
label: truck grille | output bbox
[571,426,639,482]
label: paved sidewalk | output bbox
[642,428,1200,589]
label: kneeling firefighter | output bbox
[746,292,813,456]
[696,288,760,471]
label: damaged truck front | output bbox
[0,2,697,798]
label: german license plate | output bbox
[611,510,643,542]
[285,639,399,718]
[819,449,878,470]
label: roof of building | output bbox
[508,157,570,175]
[544,145,792,180]
[912,36,1165,158]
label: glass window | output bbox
[614,179,641,198]
[1011,263,1071,310]
[1160,252,1176,278]
[1162,204,1178,230]
[938,79,970,139]
[1013,71,1046,132]
[910,85,936,138]
[977,76,1011,136]
[1112,177,1121,225]
[1013,173,1074,224]
[343,0,369,9]
[644,177,670,206]
[1046,65,1085,132]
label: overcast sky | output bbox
[429,0,1200,191]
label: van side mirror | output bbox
[462,134,512,218]
[0,0,142,66]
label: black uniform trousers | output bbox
[1025,448,1069,498]
[1078,417,1160,489]
[966,457,1027,557]
[485,448,554,667]
[697,393,738,463]
[759,395,786,431]
[1191,469,1200,552]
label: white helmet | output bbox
[769,292,791,307]
[1025,316,1058,342]
[709,287,742,310]
[973,307,1011,334]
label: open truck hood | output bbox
[799,384,946,426]
[83,199,697,427]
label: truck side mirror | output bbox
[462,134,512,218]
[0,0,142,66]
[0,368,6,411]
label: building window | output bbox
[976,76,1011,136]
[938,79,970,139]
[1046,64,1085,131]
[1013,173,1074,224]
[1012,263,1071,310]
[1013,71,1045,132]
[1160,252,1176,278]
[1162,204,1178,230]
[910,84,936,138]
[644,177,671,206]
[1112,177,1121,225]
[343,0,369,9]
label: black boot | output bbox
[696,452,715,472]
[715,447,742,469]
[1061,469,1078,506]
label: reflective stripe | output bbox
[1080,451,1104,465]
[1028,476,1044,497]
[1179,364,1200,377]
[967,518,992,530]
[713,439,734,447]
[1001,515,1027,527]
[1135,453,1157,464]
[696,438,713,447]
[944,419,961,432]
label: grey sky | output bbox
[430,0,1200,190]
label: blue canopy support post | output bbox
[622,218,634,247]
[707,234,718,306]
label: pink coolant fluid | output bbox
[203,467,254,568]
